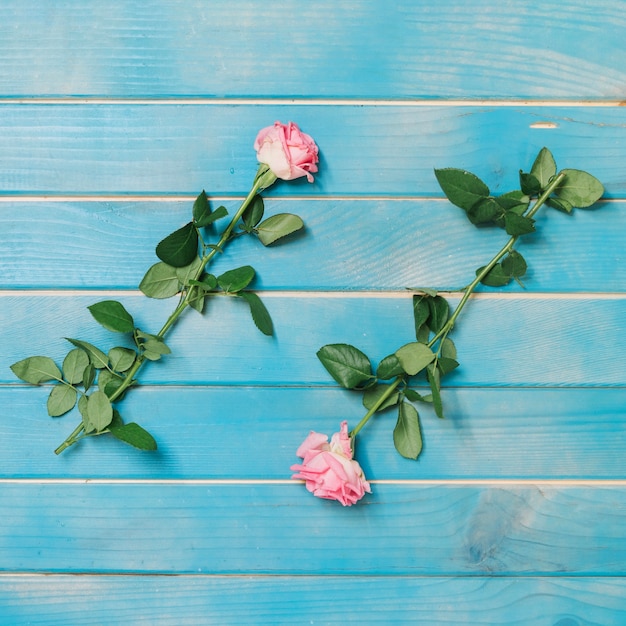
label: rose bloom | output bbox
[254,121,319,183]
[291,421,371,506]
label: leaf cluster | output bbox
[316,291,459,461]
[435,147,604,288]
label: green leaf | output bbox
[139,262,180,299]
[376,354,404,380]
[108,422,158,451]
[175,256,204,287]
[440,337,457,359]
[196,205,228,228]
[395,342,436,376]
[501,250,527,278]
[256,213,304,246]
[98,369,123,394]
[363,384,400,412]
[437,357,459,377]
[62,349,89,385]
[10,356,62,384]
[412,295,430,337]
[217,265,255,293]
[316,343,373,389]
[504,212,535,236]
[427,296,449,334]
[427,365,444,419]
[86,390,113,432]
[547,197,574,214]
[108,347,136,372]
[47,384,77,417]
[467,196,501,225]
[555,169,604,208]
[66,339,109,369]
[239,291,273,336]
[393,401,423,460]
[476,263,512,287]
[530,147,557,189]
[156,222,198,267]
[137,332,171,361]
[434,168,490,211]
[88,300,135,333]
[496,190,530,212]
[78,395,92,432]
[242,195,265,230]
[404,388,432,403]
[82,363,95,391]
[189,273,218,291]
[519,171,542,196]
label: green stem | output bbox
[429,172,565,347]
[55,167,272,454]
[350,377,403,438]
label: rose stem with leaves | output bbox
[350,171,566,438]
[53,165,278,454]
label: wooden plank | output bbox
[0,1,624,99]
[0,387,624,480]
[1,197,622,292]
[1,575,626,625]
[0,105,623,195]
[1,293,625,386]
[1,483,626,574]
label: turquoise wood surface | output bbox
[1,0,625,623]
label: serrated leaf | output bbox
[413,295,430,337]
[156,222,198,267]
[376,354,404,380]
[108,347,136,372]
[427,365,444,419]
[175,256,203,287]
[316,343,373,389]
[189,273,218,291]
[88,300,135,333]
[467,196,501,225]
[504,212,535,236]
[47,384,77,417]
[256,213,304,245]
[546,197,574,214]
[87,390,113,432]
[217,265,255,293]
[242,195,265,230]
[555,169,604,208]
[404,388,432,403]
[440,337,457,359]
[476,263,512,287]
[434,168,490,211]
[239,291,273,336]
[393,402,423,460]
[62,349,89,385]
[10,356,62,384]
[437,357,460,377]
[98,369,123,394]
[139,262,180,299]
[496,190,530,212]
[108,422,157,451]
[519,171,542,196]
[82,363,95,391]
[362,384,400,412]
[78,394,93,432]
[192,190,209,222]
[395,342,436,376]
[530,147,557,189]
[501,250,527,278]
[66,338,109,369]
[196,205,228,228]
[427,296,449,334]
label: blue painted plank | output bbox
[1,575,626,625]
[0,105,623,196]
[0,197,621,292]
[0,387,624,480]
[0,0,624,98]
[1,294,625,385]
[1,483,626,574]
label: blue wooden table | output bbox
[1,1,625,623]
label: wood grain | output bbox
[0,105,623,195]
[1,198,622,291]
[1,575,625,625]
[0,0,624,98]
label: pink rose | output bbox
[254,121,319,183]
[291,421,371,506]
